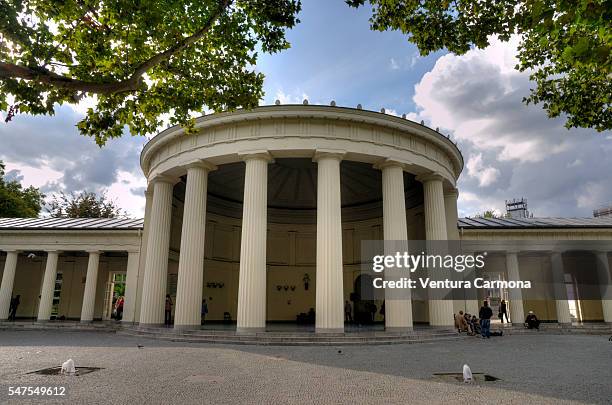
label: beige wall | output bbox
[163,205,420,321]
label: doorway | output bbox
[103,272,126,320]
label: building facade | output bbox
[1,105,611,332]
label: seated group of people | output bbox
[454,307,542,337]
[454,311,481,336]
[454,301,504,338]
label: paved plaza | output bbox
[0,330,611,404]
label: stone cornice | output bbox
[141,105,463,180]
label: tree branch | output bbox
[0,0,232,95]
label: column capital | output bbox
[416,172,445,183]
[238,150,274,163]
[313,149,346,162]
[2,249,21,254]
[183,159,217,172]
[86,250,102,255]
[45,250,62,254]
[373,158,405,170]
[150,173,179,185]
[443,187,459,198]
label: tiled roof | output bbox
[0,217,144,230]
[458,217,612,229]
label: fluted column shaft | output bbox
[315,151,344,333]
[422,175,448,240]
[121,251,140,323]
[463,250,480,315]
[38,251,60,321]
[80,251,100,322]
[0,251,19,320]
[134,189,153,322]
[139,177,174,326]
[237,153,271,332]
[175,163,214,329]
[596,251,612,323]
[420,174,453,326]
[380,162,412,331]
[551,252,571,325]
[444,188,467,316]
[506,251,525,325]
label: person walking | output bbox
[115,296,124,321]
[479,300,493,338]
[499,299,510,323]
[165,294,173,326]
[8,295,20,321]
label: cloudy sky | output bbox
[2,0,611,218]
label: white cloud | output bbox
[389,58,400,70]
[576,182,608,210]
[412,36,577,163]
[273,89,311,105]
[105,170,147,217]
[457,190,505,218]
[409,36,612,217]
[0,106,146,217]
[466,153,500,187]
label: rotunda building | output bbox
[136,104,463,332]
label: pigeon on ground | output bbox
[462,364,473,383]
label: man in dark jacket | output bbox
[8,295,20,321]
[479,301,493,338]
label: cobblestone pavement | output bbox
[0,330,610,404]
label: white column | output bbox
[506,251,525,325]
[236,152,271,332]
[421,174,448,240]
[134,188,153,322]
[379,161,412,331]
[0,250,19,320]
[122,251,140,323]
[463,250,480,316]
[38,251,60,321]
[418,173,453,326]
[80,251,101,322]
[444,188,460,240]
[551,251,571,325]
[139,176,175,326]
[175,161,215,329]
[444,188,466,315]
[314,150,345,333]
[595,251,612,323]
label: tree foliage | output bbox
[347,0,611,132]
[0,160,44,217]
[0,0,301,145]
[474,209,507,219]
[47,191,125,218]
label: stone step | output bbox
[120,329,459,340]
[117,328,463,346]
